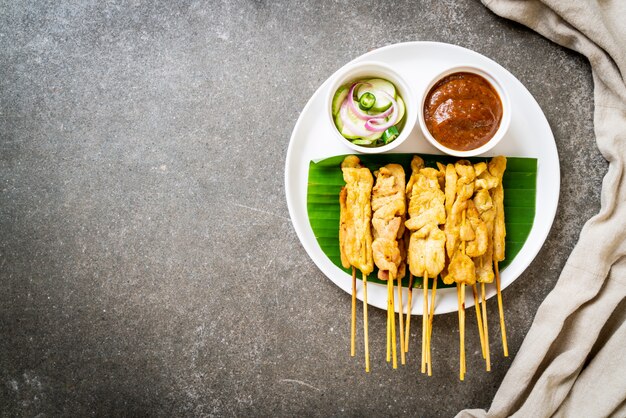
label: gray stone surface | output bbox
[0,0,605,416]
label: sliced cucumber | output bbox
[335,113,360,140]
[335,104,383,142]
[338,107,362,140]
[351,138,377,146]
[356,78,396,112]
[334,113,344,132]
[395,95,405,124]
[361,130,383,142]
[332,84,349,116]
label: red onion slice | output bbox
[347,82,373,120]
[364,91,399,132]
[346,83,394,120]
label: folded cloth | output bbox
[458,1,626,417]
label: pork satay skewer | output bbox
[422,163,449,373]
[371,163,406,368]
[339,156,374,371]
[445,161,485,380]
[470,168,488,363]
[463,201,490,364]
[460,163,494,375]
[460,212,467,380]
[339,188,356,357]
[473,162,500,370]
[489,156,508,357]
[405,157,446,374]
[404,159,420,358]
[404,180,416,353]
[462,203,491,374]
[397,228,408,361]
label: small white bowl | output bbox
[418,65,511,157]
[326,61,417,154]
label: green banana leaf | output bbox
[307,154,537,289]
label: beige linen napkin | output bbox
[458,1,626,417]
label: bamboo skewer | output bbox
[363,273,370,372]
[351,267,357,357]
[421,272,429,374]
[390,277,397,369]
[387,277,392,363]
[457,284,463,380]
[458,210,467,380]
[461,283,466,380]
[482,282,491,371]
[404,274,414,353]
[473,284,486,359]
[495,262,508,357]
[397,275,406,365]
[426,275,437,376]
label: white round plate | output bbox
[285,42,560,315]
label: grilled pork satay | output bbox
[466,163,496,368]
[406,167,446,276]
[444,161,477,286]
[473,190,496,283]
[340,155,374,275]
[371,163,406,367]
[471,187,496,370]
[443,163,459,261]
[442,160,482,381]
[488,156,508,357]
[402,156,423,355]
[405,156,446,375]
[463,200,489,258]
[339,155,374,371]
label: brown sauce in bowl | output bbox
[423,72,502,151]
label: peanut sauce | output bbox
[424,72,502,151]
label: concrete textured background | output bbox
[0,0,605,416]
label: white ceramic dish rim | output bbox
[284,41,560,315]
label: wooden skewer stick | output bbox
[363,273,370,372]
[472,284,486,359]
[426,275,438,376]
[421,271,429,374]
[460,283,466,380]
[404,274,414,353]
[482,282,491,371]
[397,274,406,365]
[495,262,509,357]
[387,277,392,363]
[458,210,467,380]
[351,267,357,357]
[457,284,463,380]
[390,277,398,369]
